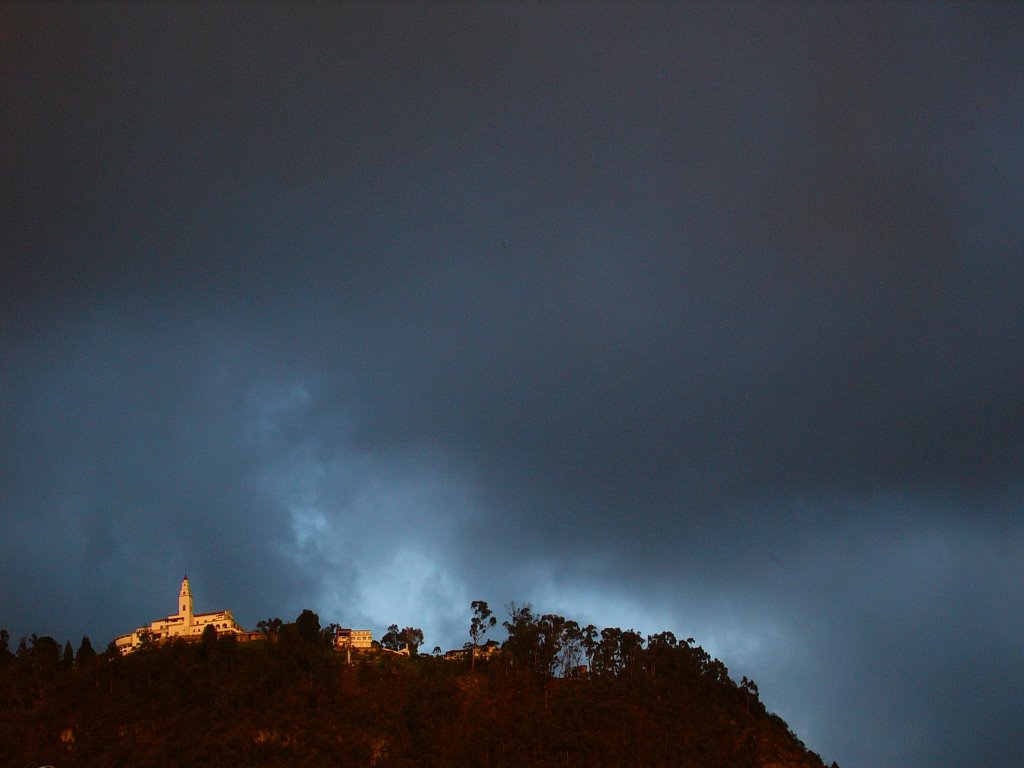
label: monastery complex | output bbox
[114,575,373,655]
[114,575,247,654]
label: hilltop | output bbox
[0,606,836,768]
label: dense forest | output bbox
[0,604,836,767]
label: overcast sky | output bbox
[2,3,1023,767]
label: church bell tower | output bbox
[179,574,194,629]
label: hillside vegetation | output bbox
[0,608,835,767]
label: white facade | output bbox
[114,575,246,654]
[333,627,374,651]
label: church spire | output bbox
[179,574,194,627]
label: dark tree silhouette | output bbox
[0,628,11,666]
[399,627,424,655]
[76,635,96,667]
[295,609,321,645]
[469,600,496,670]
[381,624,403,651]
[321,622,341,648]
[61,641,74,670]
[0,603,831,768]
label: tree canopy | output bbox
[0,605,834,768]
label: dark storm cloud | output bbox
[2,4,1023,767]
[2,309,317,629]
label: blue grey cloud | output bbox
[2,5,1022,767]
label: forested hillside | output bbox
[0,611,834,768]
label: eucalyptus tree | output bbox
[469,600,496,669]
[398,627,424,655]
[381,624,402,651]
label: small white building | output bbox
[334,627,374,651]
[114,575,246,654]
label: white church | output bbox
[114,575,247,654]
